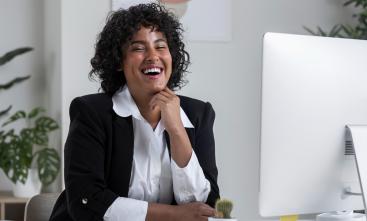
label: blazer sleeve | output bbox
[64,97,118,220]
[194,102,220,207]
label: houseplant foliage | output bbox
[304,0,367,39]
[0,47,33,118]
[0,107,60,186]
[0,47,60,187]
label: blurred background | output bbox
[0,0,360,220]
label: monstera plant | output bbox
[0,48,60,196]
[0,107,60,186]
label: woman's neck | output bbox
[131,91,161,129]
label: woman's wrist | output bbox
[165,121,185,136]
[146,202,175,221]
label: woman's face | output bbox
[122,26,172,97]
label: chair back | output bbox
[24,193,60,221]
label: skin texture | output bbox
[121,26,215,221]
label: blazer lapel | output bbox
[109,115,134,197]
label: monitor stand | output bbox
[314,126,367,221]
[316,210,365,221]
[346,125,367,215]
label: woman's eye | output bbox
[132,47,145,51]
[157,45,167,50]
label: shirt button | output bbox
[82,198,88,205]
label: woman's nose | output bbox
[145,49,159,63]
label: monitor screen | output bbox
[259,32,367,217]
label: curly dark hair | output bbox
[89,3,190,95]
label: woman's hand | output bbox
[146,202,216,221]
[150,87,183,134]
[150,87,192,167]
[172,202,216,221]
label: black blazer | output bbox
[50,93,220,221]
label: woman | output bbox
[50,3,219,221]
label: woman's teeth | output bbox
[143,68,161,75]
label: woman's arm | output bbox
[150,88,193,167]
[146,202,215,221]
[64,96,118,220]
[150,89,220,207]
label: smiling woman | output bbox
[122,27,172,98]
[49,3,220,221]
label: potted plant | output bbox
[0,107,60,197]
[209,198,237,221]
[304,0,367,39]
[0,47,60,197]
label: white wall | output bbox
[60,0,110,145]
[0,0,45,191]
[44,0,62,192]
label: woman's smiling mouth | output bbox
[141,66,163,76]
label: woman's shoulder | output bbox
[76,93,112,105]
[70,93,113,116]
[178,95,215,120]
[179,95,206,108]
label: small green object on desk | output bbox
[215,198,233,219]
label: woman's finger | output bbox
[199,207,216,217]
[154,93,169,103]
[158,90,172,99]
[164,87,175,95]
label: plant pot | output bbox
[209,218,237,221]
[12,169,41,198]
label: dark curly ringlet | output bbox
[89,3,190,96]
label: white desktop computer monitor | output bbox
[259,32,367,217]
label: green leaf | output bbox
[0,75,31,91]
[1,138,32,184]
[317,26,328,36]
[2,110,26,127]
[33,130,49,145]
[36,148,60,186]
[303,26,318,35]
[0,47,33,66]
[329,25,343,37]
[20,128,34,143]
[28,107,45,119]
[344,0,357,6]
[35,117,59,132]
[0,106,12,118]
[20,128,48,146]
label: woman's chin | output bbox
[149,85,167,94]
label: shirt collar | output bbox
[112,85,194,128]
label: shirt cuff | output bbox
[103,197,148,221]
[171,150,211,204]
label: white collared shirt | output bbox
[103,86,211,221]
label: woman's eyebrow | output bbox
[155,39,167,43]
[130,38,167,45]
[130,41,145,45]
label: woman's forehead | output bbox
[130,26,167,41]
